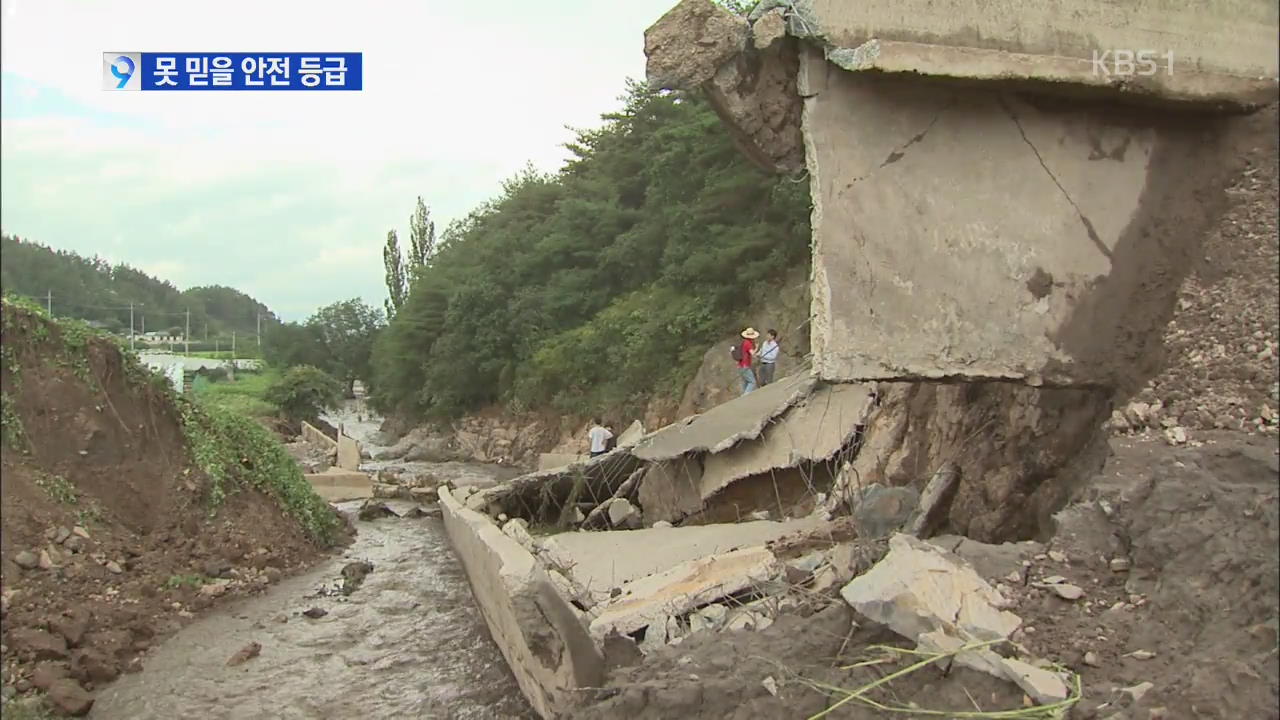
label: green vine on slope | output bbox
[177,399,339,545]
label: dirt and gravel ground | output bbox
[0,308,352,716]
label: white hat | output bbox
[741,328,760,339]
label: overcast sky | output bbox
[0,0,677,320]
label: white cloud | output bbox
[0,0,677,320]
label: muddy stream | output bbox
[89,404,536,719]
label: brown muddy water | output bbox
[89,499,535,719]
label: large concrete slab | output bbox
[805,57,1250,390]
[304,469,372,502]
[439,488,603,719]
[539,516,822,603]
[537,453,587,471]
[780,0,1279,107]
[700,382,874,498]
[631,372,816,461]
[336,433,361,471]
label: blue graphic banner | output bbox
[103,53,363,91]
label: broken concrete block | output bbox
[904,463,959,538]
[589,546,780,641]
[751,7,786,50]
[606,498,642,529]
[1001,657,1070,705]
[841,534,1021,644]
[851,484,919,539]
[502,518,536,552]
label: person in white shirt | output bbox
[757,329,780,386]
[587,419,614,458]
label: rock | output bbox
[14,550,38,569]
[747,510,770,521]
[372,482,401,499]
[1047,550,1068,563]
[226,641,261,667]
[54,527,72,545]
[10,627,69,661]
[63,536,85,554]
[1110,557,1132,572]
[904,463,960,538]
[30,661,70,691]
[851,485,919,539]
[644,0,749,89]
[38,549,55,570]
[47,678,94,716]
[1002,657,1070,705]
[1126,649,1157,660]
[607,498,642,529]
[1084,651,1101,667]
[651,520,673,529]
[841,534,1020,646]
[340,561,374,595]
[1050,583,1085,600]
[1123,681,1155,703]
[302,607,328,619]
[49,608,90,648]
[199,580,231,597]
[1124,402,1151,427]
[357,500,397,521]
[761,675,779,697]
[104,561,123,574]
[1164,426,1188,445]
[408,486,439,502]
[71,648,119,683]
[751,7,786,50]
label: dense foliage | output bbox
[261,298,384,396]
[0,235,276,347]
[370,82,811,420]
[264,365,344,424]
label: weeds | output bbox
[34,472,78,505]
[164,573,207,589]
[75,500,105,526]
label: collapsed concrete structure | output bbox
[439,1,1278,717]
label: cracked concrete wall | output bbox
[807,57,1260,391]
[805,53,1251,392]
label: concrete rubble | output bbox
[434,0,1279,717]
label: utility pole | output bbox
[185,308,190,357]
[256,312,262,350]
[231,331,236,360]
[45,290,51,316]
[141,314,145,336]
[129,303,135,351]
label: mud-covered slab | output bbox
[631,372,816,461]
[700,382,874,498]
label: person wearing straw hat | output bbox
[736,327,760,395]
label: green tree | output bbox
[383,230,407,319]
[264,365,344,424]
[262,321,328,370]
[306,299,384,397]
[408,196,436,270]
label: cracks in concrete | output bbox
[845,98,956,188]
[1000,97,1114,262]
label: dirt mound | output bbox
[0,300,350,715]
[568,433,1279,720]
[1125,104,1279,436]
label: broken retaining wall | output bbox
[438,488,603,719]
[643,0,1278,541]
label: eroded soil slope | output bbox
[0,300,350,716]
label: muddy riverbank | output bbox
[89,500,534,719]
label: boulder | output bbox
[606,498,642,529]
[851,484,919,539]
[644,0,748,89]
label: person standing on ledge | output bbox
[736,328,759,395]
[587,419,613,458]
[757,328,780,386]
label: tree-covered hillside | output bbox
[370,82,811,420]
[0,235,277,344]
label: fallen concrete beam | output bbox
[304,469,372,502]
[439,488,604,719]
[538,453,587,471]
[300,421,338,450]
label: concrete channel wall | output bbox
[438,488,604,719]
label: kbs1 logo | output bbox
[1091,50,1175,78]
[102,52,362,91]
